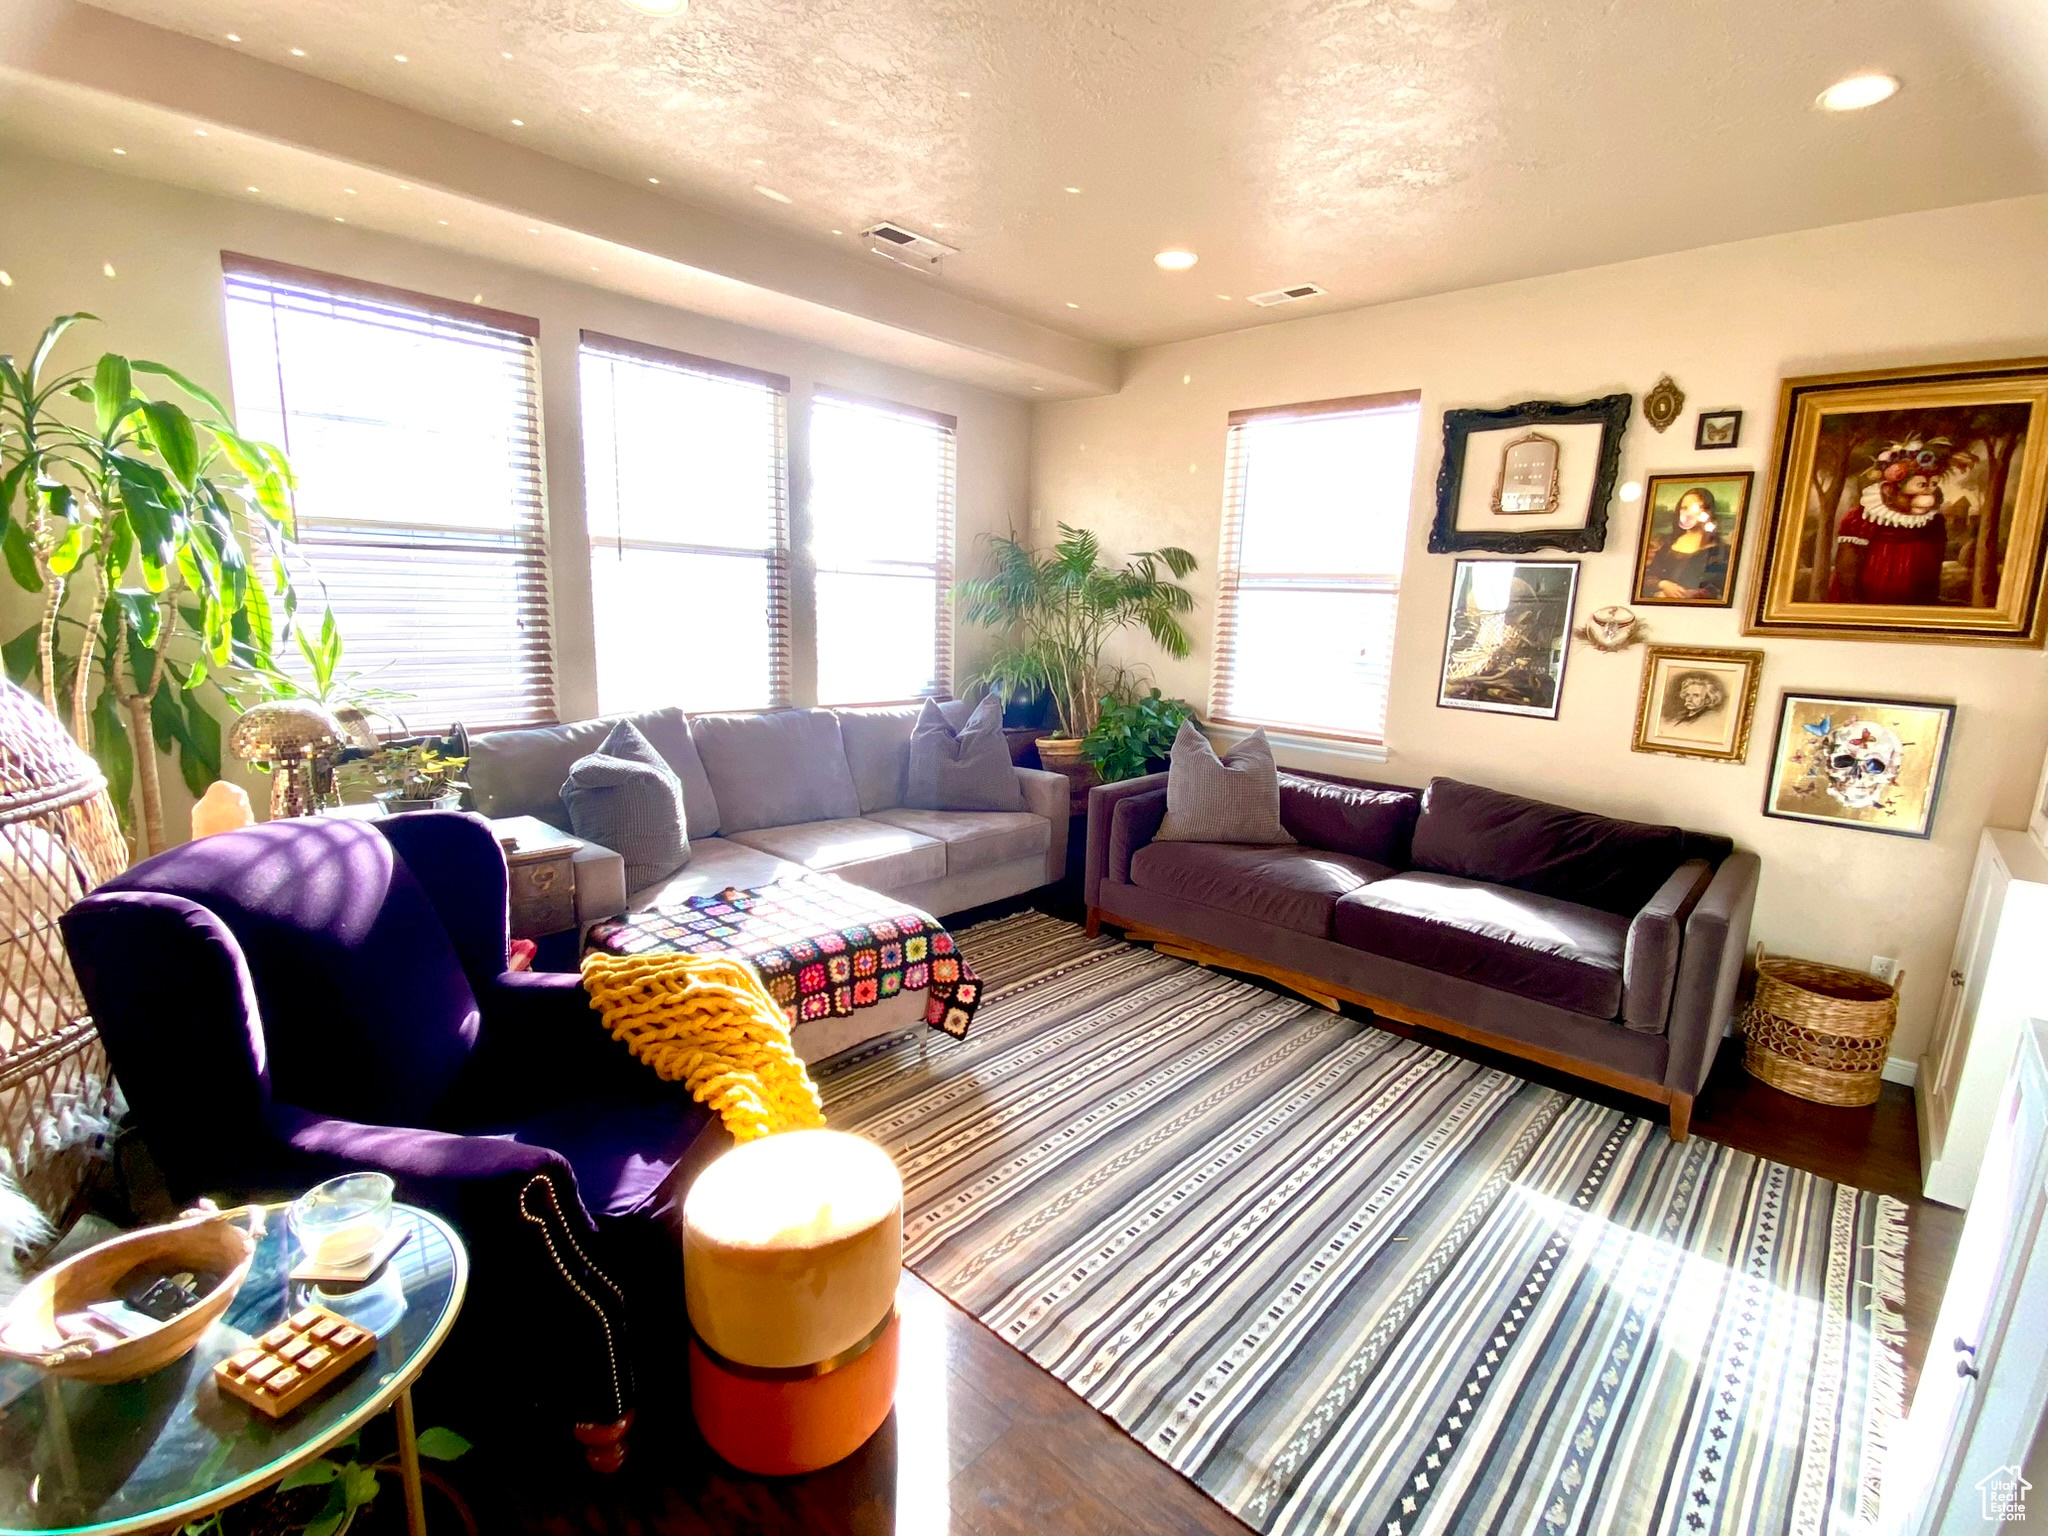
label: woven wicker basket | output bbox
[1738,953,1899,1107]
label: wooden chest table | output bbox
[490,816,585,940]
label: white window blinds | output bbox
[1211,392,1422,744]
[221,253,555,730]
[808,391,956,704]
[579,332,792,715]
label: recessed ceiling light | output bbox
[333,216,345,223]
[1065,301,1080,309]
[830,228,842,235]
[246,185,260,193]
[510,118,525,127]
[394,54,408,63]
[500,51,512,59]
[0,272,12,287]
[473,293,484,302]
[224,32,240,41]
[754,184,792,203]
[1154,249,1198,271]
[398,182,412,191]
[289,47,306,57]
[648,176,660,184]
[527,227,539,234]
[111,147,126,155]
[102,264,116,277]
[621,0,688,13]
[344,187,358,195]
[1031,385,1044,392]
[438,219,449,225]
[193,128,208,137]
[1816,72,1899,111]
[957,90,972,98]
[1063,186,1081,194]
[1215,293,1232,301]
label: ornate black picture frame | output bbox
[1428,393,1632,555]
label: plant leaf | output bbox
[2,518,42,591]
[130,358,234,422]
[281,1460,343,1490]
[2,623,42,685]
[139,400,202,490]
[91,687,133,828]
[344,1464,382,1509]
[92,353,135,438]
[28,313,96,386]
[414,1426,472,1461]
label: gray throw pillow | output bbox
[561,720,689,890]
[905,693,1025,812]
[1155,720,1295,845]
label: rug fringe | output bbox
[1860,1194,1912,1526]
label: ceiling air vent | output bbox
[1248,282,1327,308]
[861,222,958,272]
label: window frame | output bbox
[1209,389,1423,747]
[805,387,958,707]
[578,329,794,715]
[220,251,557,732]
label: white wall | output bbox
[1030,193,2048,1063]
[0,149,1031,834]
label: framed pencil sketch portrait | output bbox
[1762,692,1957,839]
[1748,357,2048,645]
[1631,646,1763,763]
[1429,395,1632,555]
[1630,471,1754,607]
[1437,559,1580,719]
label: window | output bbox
[222,254,554,728]
[580,333,791,714]
[807,392,956,704]
[1211,392,1422,743]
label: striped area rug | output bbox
[815,912,1909,1536]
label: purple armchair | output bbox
[61,812,721,1470]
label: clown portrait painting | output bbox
[1749,360,2048,645]
[1763,692,1956,838]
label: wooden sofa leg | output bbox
[574,1410,634,1473]
[1084,908,1101,938]
[1667,1093,1692,1143]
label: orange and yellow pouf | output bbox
[681,1128,903,1475]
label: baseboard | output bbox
[1882,1055,1918,1087]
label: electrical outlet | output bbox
[1869,955,1900,986]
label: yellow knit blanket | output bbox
[580,950,825,1143]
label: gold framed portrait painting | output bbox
[1762,692,1957,839]
[1630,472,1753,607]
[1631,646,1763,763]
[1748,357,2048,645]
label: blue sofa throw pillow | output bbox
[562,719,689,891]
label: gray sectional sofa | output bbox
[468,701,1068,920]
[1085,771,1758,1140]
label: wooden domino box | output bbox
[213,1305,376,1417]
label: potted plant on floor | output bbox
[959,524,1196,787]
[1082,687,1196,782]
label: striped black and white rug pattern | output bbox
[815,912,1909,1536]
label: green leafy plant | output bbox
[0,313,299,854]
[180,1425,472,1536]
[1082,688,1195,782]
[959,524,1196,740]
[239,603,407,720]
[355,743,467,805]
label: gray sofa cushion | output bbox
[1129,841,1394,936]
[906,694,1024,812]
[466,707,720,838]
[1332,871,1627,1019]
[867,807,1049,877]
[724,817,946,890]
[836,705,923,813]
[691,709,861,834]
[1156,721,1293,845]
[561,720,689,891]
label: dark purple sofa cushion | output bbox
[1129,842,1395,936]
[95,818,481,1125]
[1333,872,1628,1018]
[1409,778,1687,918]
[1279,775,1422,866]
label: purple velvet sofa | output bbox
[1085,773,1759,1139]
[61,812,724,1470]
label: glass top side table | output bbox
[0,1203,467,1535]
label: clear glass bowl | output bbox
[289,1172,394,1268]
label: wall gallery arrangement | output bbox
[1426,354,2048,842]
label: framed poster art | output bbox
[1762,692,1957,839]
[1747,357,2048,645]
[1629,471,1754,607]
[1428,394,1631,555]
[1630,646,1764,764]
[1437,559,1580,719]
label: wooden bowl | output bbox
[0,1205,259,1383]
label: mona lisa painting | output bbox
[1630,472,1753,607]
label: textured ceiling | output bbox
[34,0,2048,347]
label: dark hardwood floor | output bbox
[415,921,1961,1536]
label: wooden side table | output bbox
[489,816,584,941]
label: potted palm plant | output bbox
[959,524,1197,778]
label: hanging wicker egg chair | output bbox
[0,678,129,1221]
